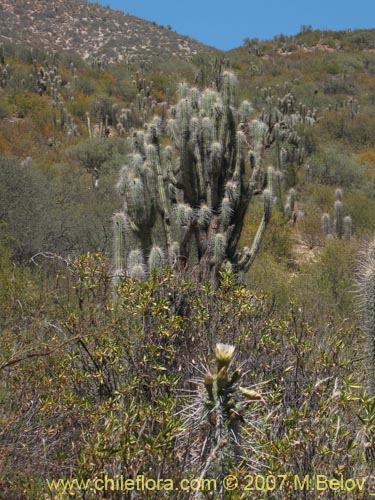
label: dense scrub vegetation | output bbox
[1,26,375,498]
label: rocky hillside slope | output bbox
[0,0,212,64]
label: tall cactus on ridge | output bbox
[115,72,294,283]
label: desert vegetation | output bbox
[1,7,375,498]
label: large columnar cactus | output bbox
[115,72,286,283]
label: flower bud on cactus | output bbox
[180,343,266,486]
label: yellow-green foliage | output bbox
[0,253,370,499]
[241,205,293,262]
[2,29,375,499]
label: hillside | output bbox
[0,0,212,64]
[2,16,375,499]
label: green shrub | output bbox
[310,148,364,187]
[0,155,121,259]
[322,78,357,95]
[0,95,12,118]
[0,155,53,259]
[349,30,375,49]
[65,136,128,185]
[345,190,375,236]
[0,257,367,498]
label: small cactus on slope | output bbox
[321,188,352,241]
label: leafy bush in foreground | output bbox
[0,253,371,499]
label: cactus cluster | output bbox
[193,56,232,90]
[321,188,352,240]
[113,72,306,283]
[257,84,318,190]
[259,82,318,126]
[343,96,360,118]
[89,55,107,72]
[113,72,280,283]
[86,111,111,140]
[327,97,360,117]
[180,343,265,494]
[0,49,80,140]
[109,72,160,135]
[69,60,159,143]
[30,62,81,140]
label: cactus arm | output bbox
[334,200,344,239]
[240,188,272,273]
[238,167,273,272]
[112,213,126,277]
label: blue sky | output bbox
[95,0,375,50]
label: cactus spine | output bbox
[357,240,375,394]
